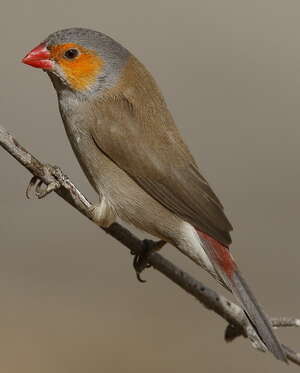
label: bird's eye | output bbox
[64,49,79,60]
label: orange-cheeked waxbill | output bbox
[22,28,287,362]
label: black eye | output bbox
[64,48,79,60]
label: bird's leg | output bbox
[89,197,117,228]
[26,165,65,199]
[132,239,166,283]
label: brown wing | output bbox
[91,98,233,246]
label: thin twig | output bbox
[0,124,299,365]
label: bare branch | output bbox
[0,124,299,365]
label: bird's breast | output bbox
[58,95,110,194]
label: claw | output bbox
[26,176,38,199]
[133,253,147,283]
[133,239,166,283]
[36,180,44,196]
[37,181,60,199]
[136,272,147,283]
[25,165,64,200]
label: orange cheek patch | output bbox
[50,43,104,91]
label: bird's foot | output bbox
[26,165,65,199]
[132,239,166,283]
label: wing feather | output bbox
[91,97,233,245]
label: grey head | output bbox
[44,28,130,98]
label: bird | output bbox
[22,27,286,361]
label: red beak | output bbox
[22,42,53,70]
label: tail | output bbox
[197,231,287,362]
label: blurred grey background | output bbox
[0,0,299,372]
